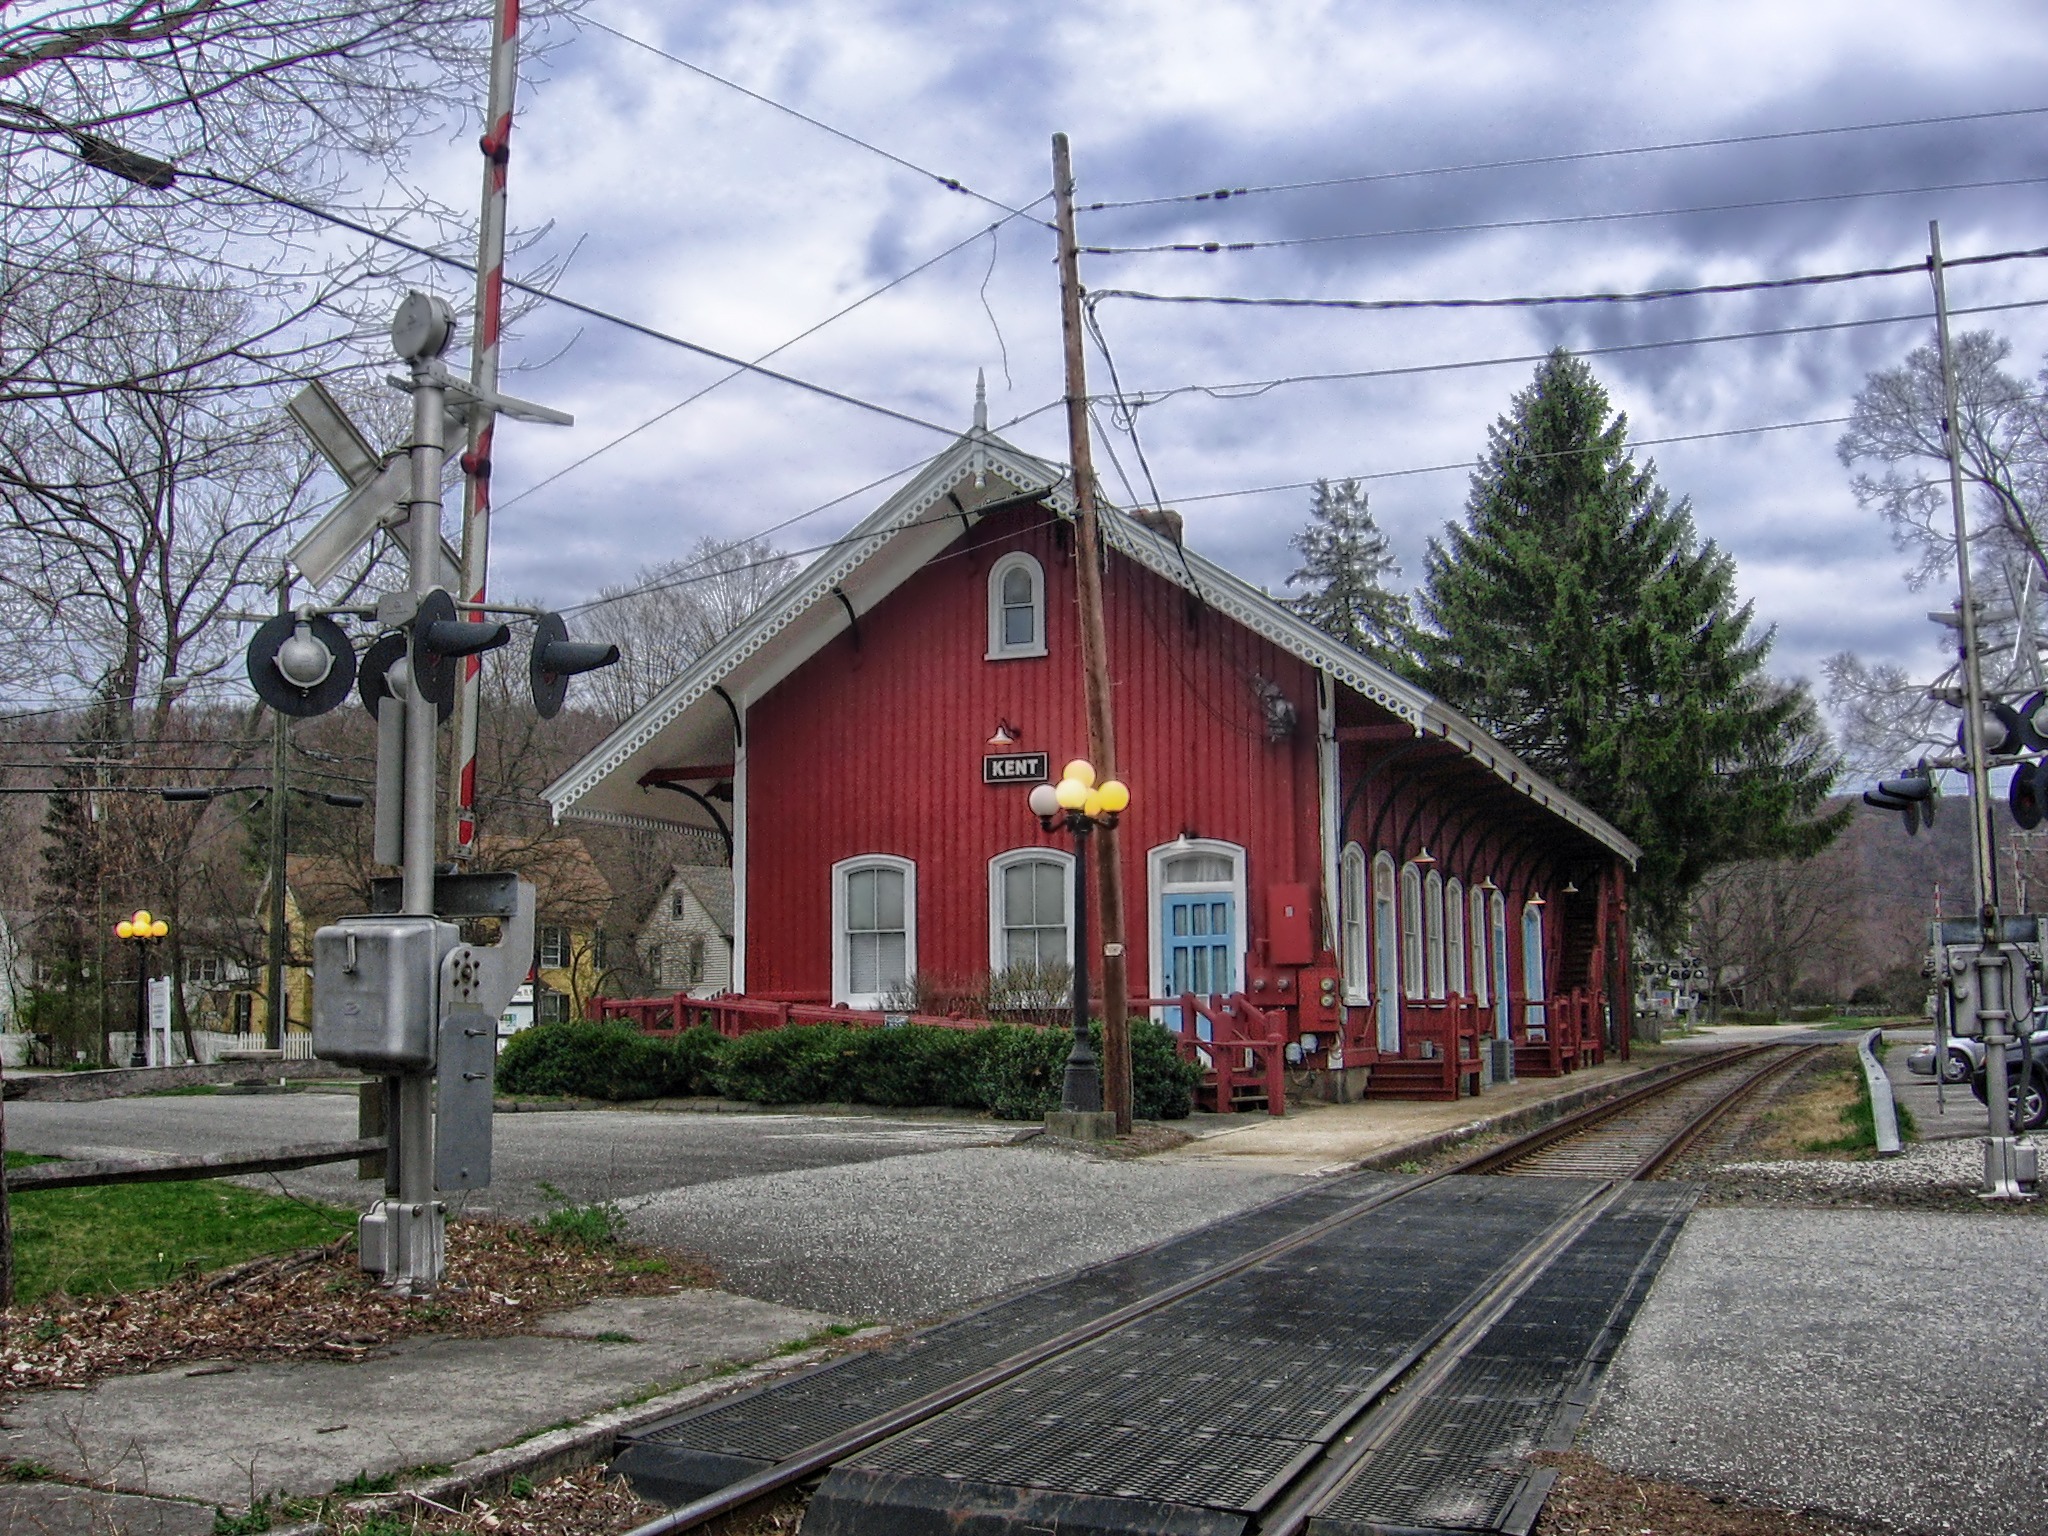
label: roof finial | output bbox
[973,367,988,432]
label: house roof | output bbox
[544,425,1639,866]
[668,865,735,938]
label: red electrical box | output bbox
[1266,882,1314,966]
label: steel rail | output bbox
[622,1041,1808,1535]
[1631,1042,1830,1179]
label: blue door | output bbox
[1163,892,1235,1039]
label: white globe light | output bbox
[1028,783,1060,818]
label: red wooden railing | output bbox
[1511,988,1600,1077]
[1131,991,1287,1116]
[587,993,994,1038]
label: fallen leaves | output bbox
[0,1221,715,1392]
[328,1465,805,1536]
[1532,1451,1863,1536]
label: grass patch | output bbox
[1749,1054,1870,1159]
[7,1176,354,1304]
[144,1083,223,1096]
[774,1322,863,1357]
[333,1470,397,1497]
[532,1182,629,1248]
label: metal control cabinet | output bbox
[311,915,457,1070]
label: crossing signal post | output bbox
[248,292,617,1290]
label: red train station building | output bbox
[546,404,1638,1101]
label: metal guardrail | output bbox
[1859,1028,1904,1158]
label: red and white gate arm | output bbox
[451,0,522,857]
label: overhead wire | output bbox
[1110,296,2048,408]
[582,18,1049,226]
[494,197,1053,515]
[1087,243,2048,315]
[1082,173,2048,256]
[163,163,975,441]
[1087,102,2048,210]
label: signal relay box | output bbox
[312,915,458,1070]
[1932,916,2042,1039]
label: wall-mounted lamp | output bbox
[1476,876,1498,893]
[1527,892,1547,909]
[987,719,1020,747]
[1413,846,1437,868]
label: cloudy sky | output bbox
[393,0,2048,710]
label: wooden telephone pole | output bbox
[1052,133,1133,1132]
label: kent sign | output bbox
[983,751,1049,785]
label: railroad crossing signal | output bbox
[1864,764,1937,835]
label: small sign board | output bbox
[983,751,1049,785]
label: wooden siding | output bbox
[742,506,1328,1002]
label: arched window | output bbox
[989,848,1073,972]
[1340,844,1369,1003]
[833,855,915,1008]
[1373,853,1400,1052]
[1400,862,1425,1000]
[1523,898,1548,1034]
[1469,884,1490,1008]
[1445,878,1466,997]
[987,552,1046,659]
[1424,869,1446,999]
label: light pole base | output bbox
[1978,1136,2040,1201]
[358,1197,446,1291]
[1045,1109,1119,1143]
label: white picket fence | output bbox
[106,1030,316,1067]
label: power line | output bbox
[166,164,973,441]
[1171,414,1858,505]
[1088,243,2048,316]
[1088,102,2048,211]
[1112,296,2048,408]
[583,19,1050,226]
[495,199,1052,515]
[1083,173,2048,257]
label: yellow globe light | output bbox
[1063,759,1096,789]
[1055,777,1089,810]
[1083,788,1105,818]
[116,921,134,939]
[133,910,152,929]
[1098,779,1130,814]
[150,920,169,938]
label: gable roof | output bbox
[666,865,735,938]
[545,426,1638,865]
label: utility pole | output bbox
[450,0,524,860]
[1052,133,1132,1134]
[266,570,290,1050]
[1931,219,2030,1199]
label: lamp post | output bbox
[115,910,169,1067]
[1029,759,1131,1116]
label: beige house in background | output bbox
[636,865,733,997]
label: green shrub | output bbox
[849,1024,982,1108]
[1786,1005,1835,1023]
[666,1025,730,1096]
[969,1022,1068,1119]
[496,1020,683,1100]
[1130,1019,1202,1120]
[711,1024,863,1103]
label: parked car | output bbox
[1908,1008,2048,1085]
[1968,1035,2048,1132]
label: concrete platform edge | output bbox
[1335,1056,1696,1174]
[257,1327,891,1536]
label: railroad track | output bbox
[617,1041,1831,1536]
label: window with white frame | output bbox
[834,856,915,1007]
[670,888,687,920]
[185,954,224,986]
[1445,878,1466,996]
[685,936,706,985]
[1522,900,1547,1001]
[1470,886,1490,1007]
[537,925,570,969]
[1373,853,1400,1051]
[1400,862,1425,999]
[1424,869,1446,999]
[989,849,1072,971]
[986,552,1046,659]
[1340,843,1369,1003]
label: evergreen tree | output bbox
[1414,350,1846,939]
[1286,479,1413,667]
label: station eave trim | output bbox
[544,436,1063,819]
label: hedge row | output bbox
[496,1017,1203,1120]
